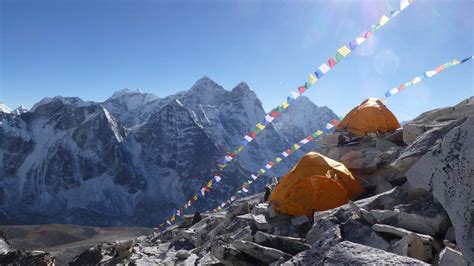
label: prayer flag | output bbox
[309,73,318,84]
[281,101,289,109]
[337,46,351,57]
[379,15,390,26]
[319,63,331,74]
[355,37,366,45]
[328,58,337,68]
[348,40,358,50]
[335,52,344,62]
[291,91,301,100]
[298,86,306,94]
[251,174,258,180]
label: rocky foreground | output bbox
[1,97,472,265]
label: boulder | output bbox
[389,233,429,262]
[197,253,222,265]
[253,231,311,255]
[251,203,269,216]
[444,227,456,242]
[438,247,465,266]
[369,209,447,237]
[236,213,273,231]
[403,97,474,144]
[372,224,440,251]
[0,250,55,266]
[341,219,391,251]
[233,240,291,264]
[406,116,474,263]
[323,241,428,265]
[175,250,190,260]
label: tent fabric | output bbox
[270,152,364,217]
[336,98,401,136]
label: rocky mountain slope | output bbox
[48,97,472,265]
[0,77,337,227]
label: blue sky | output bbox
[1,0,472,121]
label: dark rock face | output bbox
[0,77,337,227]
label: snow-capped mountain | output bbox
[12,106,28,115]
[0,77,337,226]
[0,102,11,114]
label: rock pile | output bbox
[7,98,474,265]
[65,97,471,265]
[0,232,55,266]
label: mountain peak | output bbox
[110,88,146,99]
[231,81,253,95]
[13,105,28,115]
[190,76,223,92]
[0,101,12,114]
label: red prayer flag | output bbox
[298,86,305,93]
[328,58,337,68]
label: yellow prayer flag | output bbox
[337,46,351,57]
[281,101,289,109]
[316,130,323,136]
[309,73,318,85]
[379,15,390,26]
[452,59,460,65]
[412,77,421,84]
[256,123,265,130]
[275,157,282,163]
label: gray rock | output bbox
[176,250,190,260]
[197,253,222,265]
[403,97,474,144]
[438,247,465,266]
[253,231,311,255]
[348,200,375,225]
[369,209,446,237]
[251,203,269,216]
[406,116,474,263]
[291,215,310,226]
[323,241,428,265]
[444,227,456,242]
[372,224,440,251]
[236,213,273,231]
[233,240,291,264]
[341,219,391,251]
[376,137,398,151]
[389,233,430,262]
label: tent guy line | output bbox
[158,0,415,227]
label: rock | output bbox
[402,97,474,144]
[197,253,222,265]
[438,247,465,266]
[251,203,269,216]
[348,200,375,225]
[323,241,428,265]
[233,240,291,264]
[191,212,202,226]
[341,219,391,251]
[369,209,447,237]
[211,241,261,266]
[0,250,55,266]
[374,176,394,194]
[253,231,311,255]
[236,213,273,231]
[176,250,190,260]
[406,116,474,263]
[372,224,440,250]
[389,233,429,262]
[170,238,195,251]
[376,138,397,151]
[0,238,12,255]
[444,227,456,242]
[291,215,310,226]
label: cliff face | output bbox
[0,77,337,227]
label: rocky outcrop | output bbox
[406,115,474,263]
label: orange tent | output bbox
[270,152,364,217]
[336,98,401,136]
